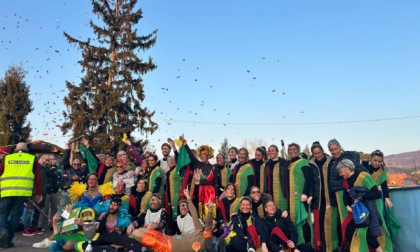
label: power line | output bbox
[155,115,420,126]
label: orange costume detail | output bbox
[141,229,173,252]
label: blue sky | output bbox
[1,0,419,156]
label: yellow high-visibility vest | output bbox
[0,152,35,197]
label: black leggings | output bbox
[83,231,143,252]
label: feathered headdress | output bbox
[197,145,214,158]
[68,182,87,203]
[98,182,114,197]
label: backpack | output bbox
[352,200,370,227]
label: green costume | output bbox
[219,166,231,189]
[149,166,164,199]
[348,172,393,252]
[369,165,395,250]
[232,163,254,197]
[288,158,313,245]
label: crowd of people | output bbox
[0,136,398,252]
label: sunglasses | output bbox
[251,191,260,194]
[73,163,81,166]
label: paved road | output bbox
[1,230,51,252]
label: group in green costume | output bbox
[338,159,393,252]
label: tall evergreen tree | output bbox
[0,64,33,146]
[219,138,229,160]
[61,0,158,154]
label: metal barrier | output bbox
[389,185,420,251]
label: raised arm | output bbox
[123,139,143,166]
[184,187,202,230]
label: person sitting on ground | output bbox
[229,197,269,252]
[127,193,167,235]
[171,198,199,235]
[33,173,114,249]
[51,197,139,252]
[131,187,215,252]
[249,186,277,219]
[264,200,313,252]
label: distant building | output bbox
[387,173,417,187]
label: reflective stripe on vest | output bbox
[0,152,35,197]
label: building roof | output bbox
[388,173,417,187]
[27,140,64,154]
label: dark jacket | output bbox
[327,151,364,206]
[39,164,49,193]
[265,209,298,251]
[348,186,382,237]
[362,160,390,198]
[308,154,331,210]
[44,163,61,194]
[61,149,88,189]
[231,211,268,249]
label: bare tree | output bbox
[241,138,268,158]
[302,144,311,158]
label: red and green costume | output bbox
[185,144,218,219]
[190,168,217,219]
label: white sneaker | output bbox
[33,238,54,248]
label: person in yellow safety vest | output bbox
[0,142,43,249]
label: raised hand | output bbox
[167,138,176,149]
[81,137,89,147]
[183,186,191,200]
[179,134,186,144]
[205,199,214,210]
[123,138,131,145]
[193,169,201,182]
